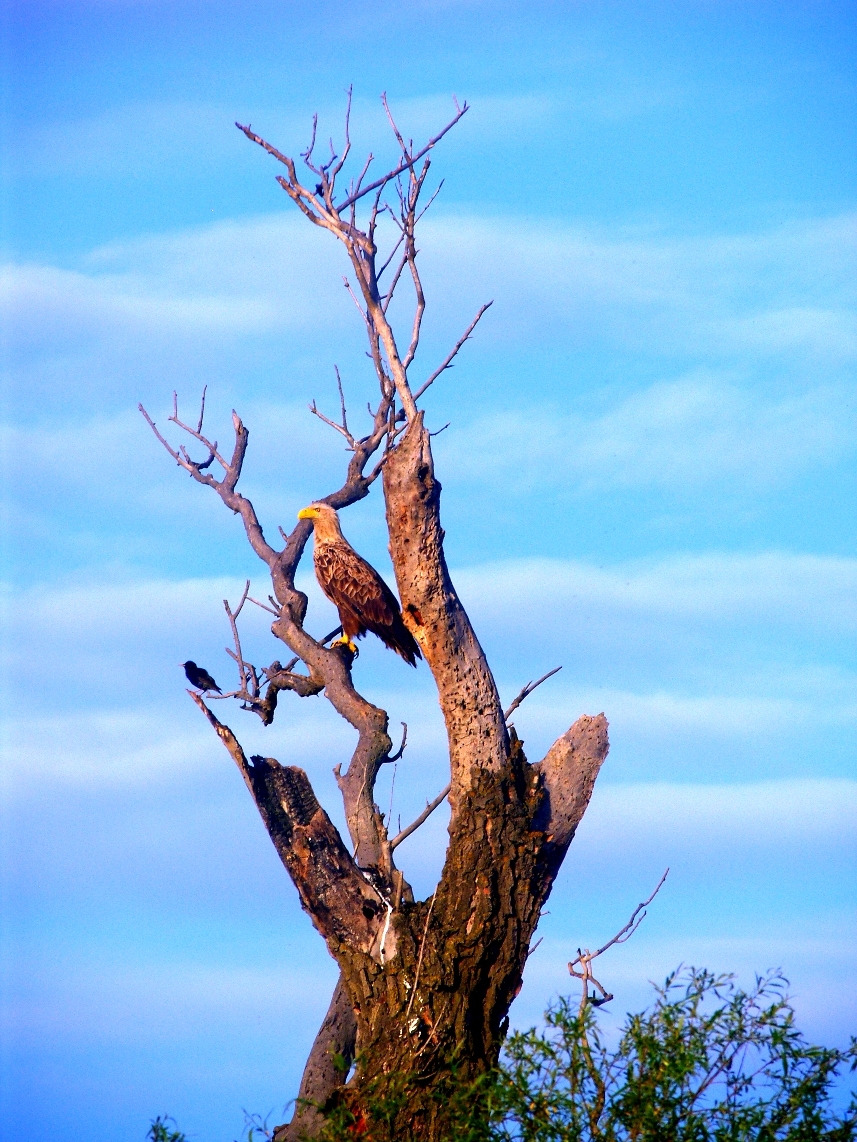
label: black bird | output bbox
[181,660,222,693]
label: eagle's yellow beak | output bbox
[297,506,319,521]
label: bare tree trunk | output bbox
[141,95,610,1141]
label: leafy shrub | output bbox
[495,966,857,1141]
[147,1116,188,1142]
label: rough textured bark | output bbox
[383,413,509,809]
[143,99,612,1142]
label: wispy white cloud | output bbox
[4,207,853,501]
[438,373,852,492]
[455,550,857,632]
[417,210,857,362]
[2,216,347,350]
[525,683,855,741]
[0,708,216,786]
[9,101,245,180]
[6,954,338,1043]
[5,207,854,368]
[580,777,857,849]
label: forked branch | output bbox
[568,869,670,1013]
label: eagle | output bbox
[297,502,421,667]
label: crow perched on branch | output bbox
[181,660,222,693]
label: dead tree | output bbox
[141,92,609,1141]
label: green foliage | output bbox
[495,966,857,1141]
[147,1116,188,1142]
[314,1054,500,1142]
[153,968,857,1142]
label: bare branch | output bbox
[390,783,450,851]
[504,666,563,721]
[196,384,208,433]
[224,581,255,697]
[343,276,371,327]
[337,100,468,213]
[310,398,356,447]
[335,366,349,437]
[568,869,670,1013]
[384,722,408,765]
[415,179,444,223]
[381,247,410,313]
[527,936,544,960]
[329,85,353,182]
[235,123,331,228]
[248,595,280,617]
[413,302,493,401]
[351,150,374,200]
[381,92,411,162]
[531,713,609,860]
[571,868,670,968]
[402,247,425,371]
[302,114,319,171]
[231,578,251,620]
[139,403,186,467]
[376,231,406,286]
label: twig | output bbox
[504,666,562,721]
[384,722,408,765]
[568,869,670,1013]
[390,783,450,851]
[337,100,468,212]
[387,762,398,832]
[196,384,207,434]
[310,397,356,447]
[248,595,280,617]
[527,936,544,960]
[335,366,349,437]
[224,581,255,697]
[413,302,493,400]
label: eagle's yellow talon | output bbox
[332,635,358,655]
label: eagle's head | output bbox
[298,502,342,540]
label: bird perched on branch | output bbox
[181,660,222,693]
[297,502,421,667]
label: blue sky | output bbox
[1,1,855,1138]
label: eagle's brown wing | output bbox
[314,540,421,666]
